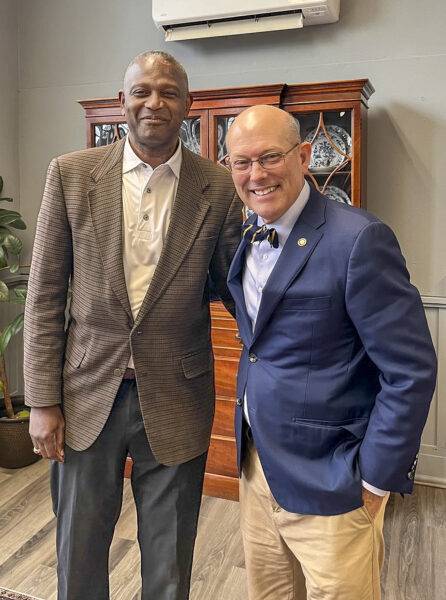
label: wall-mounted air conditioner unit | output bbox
[152,0,340,41]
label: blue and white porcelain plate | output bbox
[305,125,352,172]
[324,185,352,205]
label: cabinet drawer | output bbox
[214,357,238,397]
[212,327,243,355]
[210,302,233,320]
[212,397,236,437]
[203,473,239,501]
[206,435,238,478]
[211,315,238,330]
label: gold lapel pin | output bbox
[297,238,307,247]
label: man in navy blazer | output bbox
[225,105,437,600]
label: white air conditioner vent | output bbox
[152,1,340,41]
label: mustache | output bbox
[139,113,169,121]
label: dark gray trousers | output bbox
[51,379,207,600]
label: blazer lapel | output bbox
[135,147,211,325]
[228,213,257,346]
[88,138,133,319]
[252,189,326,344]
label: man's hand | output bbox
[29,406,65,462]
[362,486,385,519]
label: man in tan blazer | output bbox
[24,51,241,600]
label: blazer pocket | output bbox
[181,349,213,379]
[193,234,218,245]
[292,417,368,439]
[64,345,87,369]
[281,296,332,311]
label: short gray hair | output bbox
[285,114,301,145]
[124,50,189,94]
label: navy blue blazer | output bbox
[228,188,437,516]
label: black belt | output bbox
[122,368,136,380]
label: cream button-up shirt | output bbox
[122,136,182,366]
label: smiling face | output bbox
[119,55,191,164]
[226,106,311,223]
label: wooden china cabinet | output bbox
[80,78,374,500]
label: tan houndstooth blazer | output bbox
[24,138,241,464]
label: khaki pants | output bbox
[240,441,388,600]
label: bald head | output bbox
[225,105,311,224]
[226,105,301,152]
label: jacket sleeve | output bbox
[208,189,242,318]
[345,221,437,493]
[24,158,73,406]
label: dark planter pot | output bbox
[0,397,41,469]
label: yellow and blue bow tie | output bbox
[242,223,279,248]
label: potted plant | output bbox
[0,175,39,468]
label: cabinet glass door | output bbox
[215,115,236,162]
[180,110,207,156]
[94,122,128,147]
[293,109,353,206]
[208,108,246,163]
[180,116,201,154]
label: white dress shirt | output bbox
[242,180,387,497]
[122,136,182,367]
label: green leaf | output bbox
[15,409,30,418]
[4,283,27,305]
[0,215,26,230]
[0,246,7,269]
[0,210,23,227]
[12,287,27,301]
[2,232,22,255]
[9,297,26,305]
[0,313,24,355]
[0,176,16,204]
[9,263,19,273]
[13,286,27,298]
[0,280,9,301]
[0,227,9,244]
[0,208,21,218]
[10,218,26,230]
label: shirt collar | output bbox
[122,135,183,179]
[257,180,310,245]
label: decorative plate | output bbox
[180,118,201,154]
[324,185,352,205]
[305,125,352,172]
[217,116,235,161]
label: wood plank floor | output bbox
[0,461,444,599]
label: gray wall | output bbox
[0,0,19,208]
[17,0,446,296]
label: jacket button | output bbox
[249,353,258,363]
[236,398,243,406]
[114,368,123,377]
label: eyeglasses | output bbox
[224,141,300,173]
